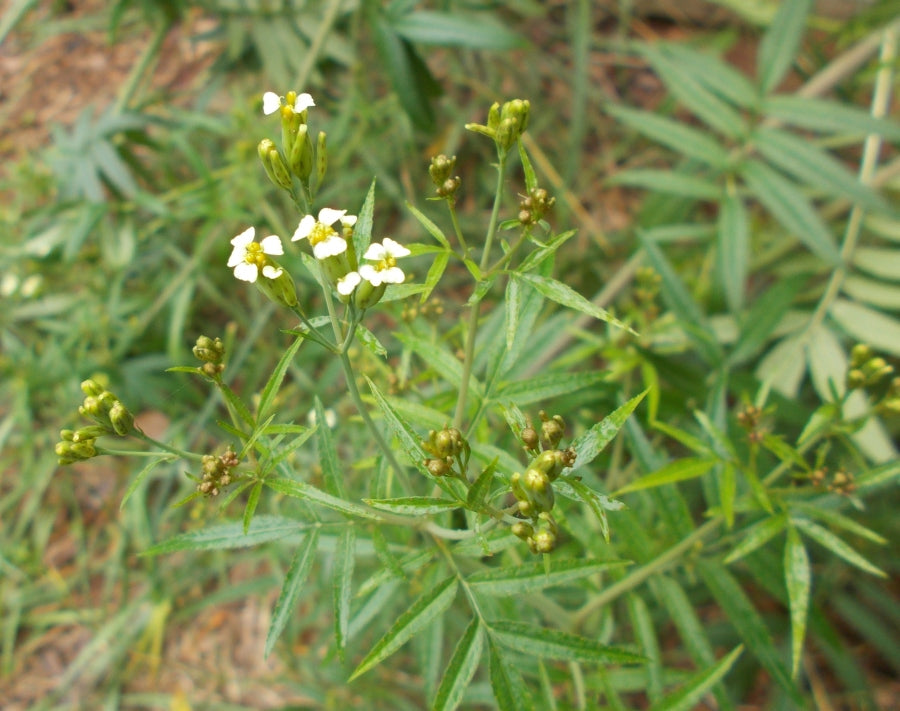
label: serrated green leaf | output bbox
[266,477,381,520]
[353,178,377,261]
[257,336,303,421]
[489,639,536,711]
[717,194,749,313]
[468,559,629,597]
[242,480,263,534]
[697,560,804,704]
[793,518,886,577]
[757,0,812,94]
[364,496,461,515]
[265,528,319,657]
[556,476,624,542]
[607,169,721,200]
[762,95,900,141]
[789,503,886,545]
[647,645,743,711]
[740,159,839,264]
[350,576,458,680]
[142,516,304,556]
[831,299,900,357]
[466,459,498,510]
[496,370,609,406]
[570,390,648,472]
[219,381,255,429]
[605,104,730,168]
[333,526,356,661]
[432,618,484,711]
[490,621,644,664]
[784,525,811,678]
[614,457,716,496]
[754,127,889,213]
[517,229,577,273]
[407,201,450,248]
[355,323,388,358]
[391,10,525,49]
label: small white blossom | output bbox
[359,238,410,286]
[337,271,361,295]
[292,208,355,260]
[307,407,338,429]
[263,91,316,116]
[227,227,285,282]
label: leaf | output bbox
[517,229,577,273]
[784,525,811,679]
[830,299,900,357]
[489,639,536,711]
[717,194,749,313]
[422,249,450,302]
[466,459,498,510]
[353,178,377,261]
[851,247,900,282]
[333,526,356,661]
[432,618,484,711]
[490,621,644,664]
[724,515,789,565]
[647,646,743,711]
[518,138,538,191]
[792,518,886,577]
[355,323,388,358]
[364,497,461,515]
[614,457,716,496]
[697,560,804,704]
[407,201,451,248]
[467,559,629,597]
[740,159,839,264]
[605,104,730,168]
[570,390,648,472]
[396,333,477,395]
[757,0,812,94]
[762,95,900,141]
[789,503,886,545]
[807,325,846,402]
[729,276,805,365]
[556,476,624,542]
[653,43,758,108]
[266,477,381,520]
[607,170,721,200]
[842,276,900,309]
[349,576,458,680]
[756,334,807,397]
[312,396,346,498]
[650,421,711,457]
[219,382,255,429]
[496,371,610,406]
[120,455,173,510]
[242,480,263,534]
[754,127,889,213]
[142,516,303,556]
[265,529,319,657]
[391,10,525,50]
[505,277,521,352]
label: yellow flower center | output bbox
[309,222,337,246]
[245,242,267,267]
[376,256,396,271]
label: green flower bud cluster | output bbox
[810,466,856,495]
[197,448,239,497]
[422,427,470,479]
[429,154,461,202]
[258,91,328,195]
[465,99,530,155]
[56,379,136,464]
[402,296,445,323]
[846,344,899,413]
[193,335,225,379]
[517,187,555,226]
[509,411,576,554]
[736,404,765,443]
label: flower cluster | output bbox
[55,378,136,464]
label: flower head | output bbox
[359,238,410,287]
[263,91,315,116]
[292,208,356,260]
[227,227,285,282]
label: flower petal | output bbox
[341,214,358,227]
[317,207,347,226]
[359,264,381,286]
[231,226,255,247]
[260,235,284,255]
[337,271,361,295]
[379,266,405,284]
[227,245,247,267]
[313,236,348,259]
[233,262,259,282]
[263,92,282,115]
[293,93,315,112]
[292,215,316,241]
[262,264,283,279]
[363,243,386,261]
[382,237,411,258]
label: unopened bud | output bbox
[316,131,327,188]
[109,401,134,436]
[539,411,566,449]
[289,124,313,181]
[81,379,105,397]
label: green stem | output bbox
[133,431,203,461]
[452,153,508,429]
[447,201,469,256]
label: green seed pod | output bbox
[316,131,328,188]
[289,124,313,181]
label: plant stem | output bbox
[452,153,508,429]
[133,431,203,461]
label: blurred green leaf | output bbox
[266,477,381,520]
[333,526,356,661]
[830,299,900,357]
[513,272,634,333]
[717,194,749,313]
[793,518,886,577]
[651,43,758,108]
[614,457,717,496]
[784,525,811,678]
[391,10,526,49]
[490,639,536,711]
[142,516,304,555]
[762,95,900,141]
[495,371,609,406]
[647,645,743,711]
[607,170,721,200]
[258,336,304,422]
[364,497,461,515]
[315,395,346,498]
[490,621,644,664]
[407,202,451,249]
[852,247,900,282]
[757,0,812,94]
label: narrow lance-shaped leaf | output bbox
[265,528,319,657]
[467,559,630,597]
[784,525,811,678]
[266,477,382,520]
[490,639,536,711]
[614,457,716,496]
[757,0,812,94]
[242,479,263,534]
[570,389,648,471]
[314,395,345,498]
[432,618,484,711]
[792,518,886,577]
[353,178,376,260]
[350,576,458,681]
[490,621,644,664]
[257,335,304,421]
[333,526,356,661]
[142,515,304,556]
[724,514,788,564]
[364,497,461,516]
[717,193,749,313]
[647,645,743,711]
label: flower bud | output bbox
[426,458,451,477]
[532,528,556,553]
[258,139,293,191]
[487,102,501,131]
[429,154,456,186]
[81,379,105,397]
[73,425,109,441]
[353,279,387,310]
[316,131,328,188]
[522,468,554,513]
[289,124,314,181]
[511,521,534,541]
[520,423,539,451]
[850,343,872,368]
[539,411,566,449]
[255,265,300,309]
[846,368,866,389]
[109,401,134,436]
[530,448,576,481]
[193,336,225,364]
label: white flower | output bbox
[359,238,410,286]
[263,91,316,115]
[292,207,356,260]
[227,227,285,282]
[337,271,361,296]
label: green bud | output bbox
[487,102,501,131]
[255,265,300,309]
[429,154,456,186]
[850,343,872,368]
[539,411,566,449]
[522,468,554,513]
[530,448,576,481]
[353,279,387,310]
[70,440,98,460]
[511,521,534,540]
[193,335,225,364]
[532,528,556,553]
[258,139,293,191]
[520,423,539,451]
[319,251,353,288]
[316,131,328,188]
[109,401,134,436]
[426,458,451,477]
[846,368,866,389]
[81,379,105,397]
[280,105,300,161]
[73,425,109,441]
[289,124,313,181]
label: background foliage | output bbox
[1,0,898,709]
